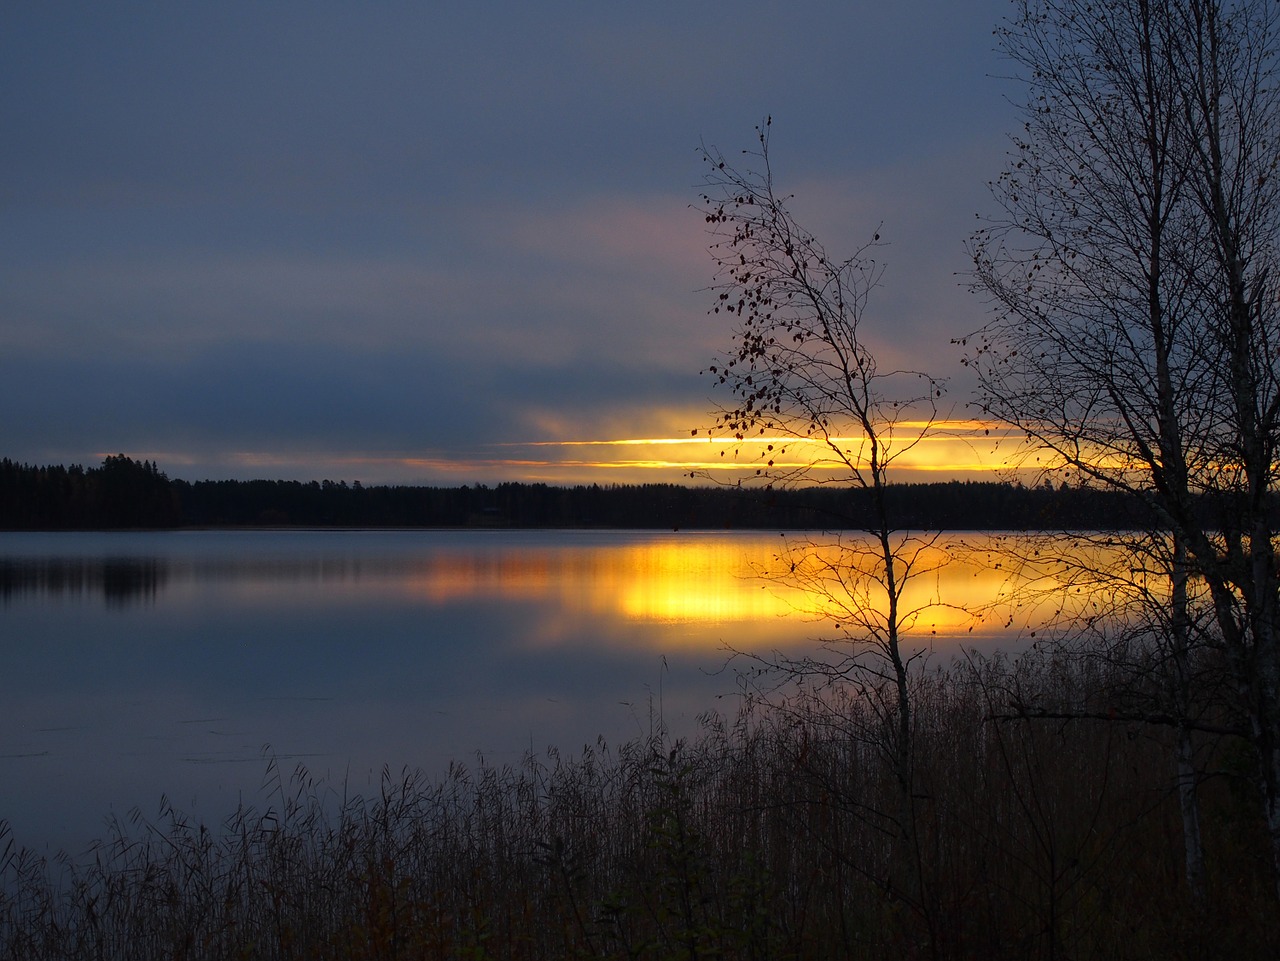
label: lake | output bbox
[0,528,1035,856]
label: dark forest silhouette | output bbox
[0,454,1160,531]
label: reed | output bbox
[1,654,1276,960]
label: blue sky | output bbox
[2,1,1015,484]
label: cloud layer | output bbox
[1,1,1014,484]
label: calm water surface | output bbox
[0,529,1030,855]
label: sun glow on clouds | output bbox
[384,419,1013,483]
[142,419,1018,485]
[505,419,1023,480]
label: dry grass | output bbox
[1,654,1277,960]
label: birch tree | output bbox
[696,120,950,942]
[967,0,1280,895]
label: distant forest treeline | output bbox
[0,454,1161,531]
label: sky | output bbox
[1,1,1020,486]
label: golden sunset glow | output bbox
[498,420,1025,480]
[607,540,806,624]
[118,420,1031,486]
[97,423,1035,490]
[390,532,1118,653]
[396,538,804,639]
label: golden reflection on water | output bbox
[603,540,801,624]
[405,537,805,627]
[402,532,1133,650]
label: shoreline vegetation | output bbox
[2,664,1276,959]
[1,454,1163,532]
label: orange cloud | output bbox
[113,419,1025,485]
